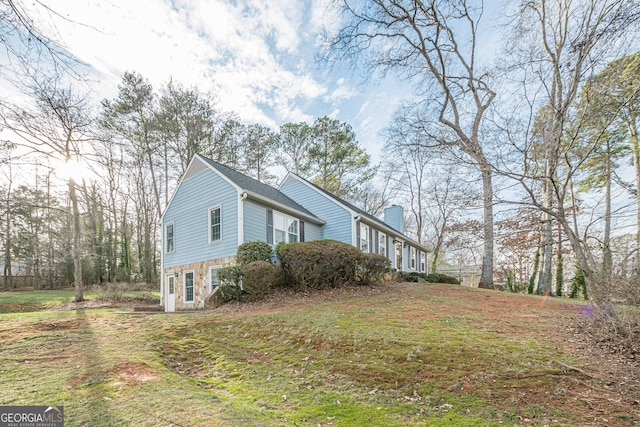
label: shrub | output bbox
[357,253,391,284]
[437,273,460,285]
[237,241,274,266]
[394,271,460,285]
[277,240,361,290]
[425,273,440,283]
[242,261,275,298]
[570,269,588,300]
[217,266,243,301]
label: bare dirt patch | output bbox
[49,297,157,312]
[212,282,398,317]
[111,362,158,386]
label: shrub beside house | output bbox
[160,154,430,311]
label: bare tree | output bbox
[0,0,81,77]
[501,0,639,304]
[326,0,496,287]
[0,71,94,301]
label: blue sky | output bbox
[14,0,433,164]
[12,0,508,166]
[9,0,508,169]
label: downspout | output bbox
[159,221,164,308]
[239,192,248,247]
[354,215,361,249]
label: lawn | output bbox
[0,283,637,426]
[0,287,159,313]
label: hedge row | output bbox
[216,240,392,301]
[277,240,390,291]
[394,271,460,285]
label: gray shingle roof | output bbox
[284,173,431,253]
[197,154,320,220]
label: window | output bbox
[184,271,194,302]
[360,224,369,252]
[379,233,386,257]
[165,222,174,253]
[168,276,175,294]
[420,252,426,272]
[209,266,221,292]
[395,242,403,270]
[273,211,298,244]
[410,247,416,270]
[209,206,221,243]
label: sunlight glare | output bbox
[52,157,94,183]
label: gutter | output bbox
[354,215,431,253]
[241,190,325,225]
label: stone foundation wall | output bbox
[163,256,235,310]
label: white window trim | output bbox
[420,253,426,273]
[184,270,195,303]
[165,221,175,254]
[379,232,386,256]
[166,275,175,294]
[410,247,416,270]
[209,265,222,292]
[360,224,369,252]
[273,210,299,244]
[208,206,222,244]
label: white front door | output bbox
[166,275,176,312]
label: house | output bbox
[160,154,431,311]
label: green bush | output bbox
[277,240,362,290]
[393,271,460,285]
[217,266,243,301]
[425,273,440,283]
[242,261,275,298]
[357,253,391,284]
[237,241,274,266]
[570,269,588,300]
[437,273,460,285]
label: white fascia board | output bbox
[242,190,325,225]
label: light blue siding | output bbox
[280,179,353,244]
[243,199,323,243]
[383,205,404,234]
[163,169,239,268]
[243,200,267,243]
[303,221,322,241]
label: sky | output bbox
[11,0,505,166]
[14,0,431,165]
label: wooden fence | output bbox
[0,275,68,290]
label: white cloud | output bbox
[7,0,403,164]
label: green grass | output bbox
[0,288,159,313]
[0,283,634,426]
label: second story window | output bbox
[209,206,221,243]
[165,222,174,253]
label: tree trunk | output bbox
[602,139,612,285]
[630,119,640,272]
[478,162,494,289]
[4,163,13,290]
[538,140,557,295]
[69,177,84,302]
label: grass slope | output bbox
[0,283,636,426]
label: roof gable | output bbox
[196,155,321,222]
[280,172,431,252]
